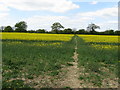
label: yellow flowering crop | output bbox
[78,35,119,50]
[78,35,119,43]
[1,32,73,41]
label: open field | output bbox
[77,35,119,87]
[1,33,119,88]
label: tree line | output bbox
[0,21,120,35]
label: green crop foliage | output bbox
[2,35,76,88]
[2,33,119,88]
[77,36,118,87]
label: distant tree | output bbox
[99,31,105,35]
[45,31,49,33]
[58,30,63,34]
[28,30,36,33]
[76,29,86,34]
[115,30,120,35]
[4,26,14,32]
[104,30,114,35]
[63,28,73,34]
[36,29,46,33]
[108,30,114,35]
[51,22,64,34]
[15,21,27,32]
[87,23,100,34]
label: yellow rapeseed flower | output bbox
[1,32,73,41]
[78,35,119,50]
[78,35,119,43]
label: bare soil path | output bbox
[58,36,82,88]
[24,36,92,88]
[21,36,84,88]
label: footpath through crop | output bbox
[59,35,118,88]
[58,35,82,88]
[2,34,118,88]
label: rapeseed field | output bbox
[1,33,119,88]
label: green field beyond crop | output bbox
[1,33,119,88]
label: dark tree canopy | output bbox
[15,21,27,32]
[63,28,73,34]
[104,30,114,35]
[36,29,46,33]
[114,30,120,35]
[51,22,64,33]
[4,26,14,32]
[76,29,86,34]
[87,23,100,33]
[0,21,119,35]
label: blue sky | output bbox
[0,0,118,31]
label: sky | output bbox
[0,0,119,31]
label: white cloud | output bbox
[0,2,10,26]
[0,0,79,13]
[73,6,118,31]
[98,22,118,31]
[19,6,118,31]
[0,13,14,27]
[78,7,118,17]
[0,13,9,18]
[22,15,93,30]
[0,3,9,12]
[90,1,98,5]
[107,21,117,24]
[0,0,117,31]
[70,0,119,2]
[23,16,68,30]
[0,12,117,31]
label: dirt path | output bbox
[30,37,82,88]
[24,36,91,88]
[58,37,82,88]
[24,36,119,88]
